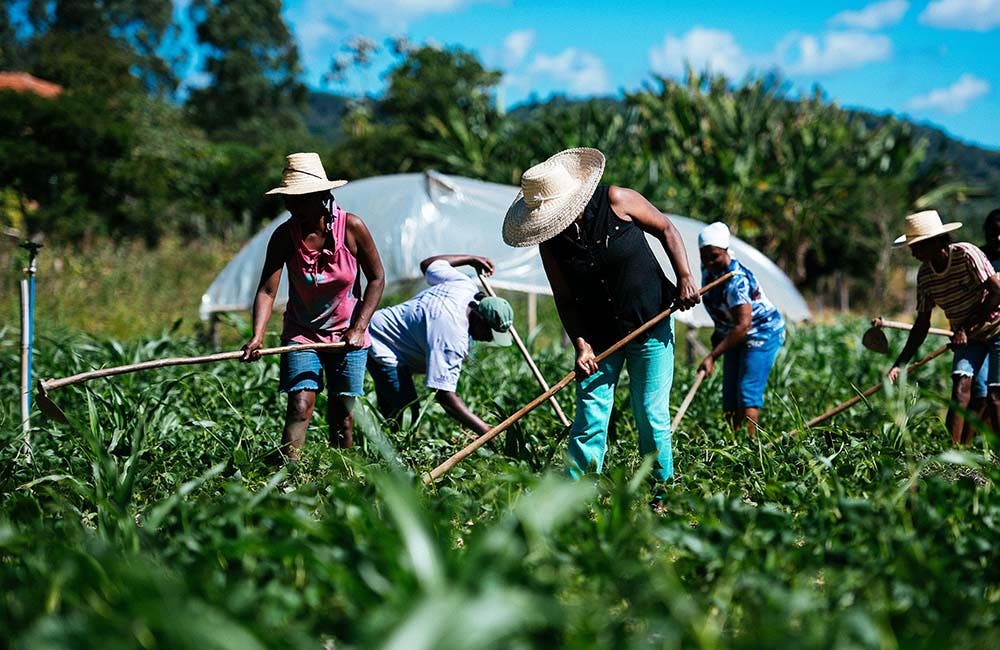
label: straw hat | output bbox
[502,148,606,247]
[893,210,962,247]
[265,152,347,196]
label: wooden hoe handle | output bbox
[423,271,734,485]
[477,272,571,428]
[803,343,950,429]
[872,317,953,338]
[39,341,347,392]
[671,368,707,431]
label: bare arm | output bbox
[435,390,491,435]
[419,254,495,276]
[699,303,751,376]
[344,213,386,349]
[539,241,598,376]
[608,185,699,310]
[242,225,290,361]
[889,310,932,381]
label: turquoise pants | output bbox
[567,318,675,482]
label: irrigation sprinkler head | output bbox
[35,381,69,424]
[862,326,890,355]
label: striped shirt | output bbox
[916,242,1000,339]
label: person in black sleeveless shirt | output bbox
[503,148,699,502]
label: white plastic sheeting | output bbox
[200,171,810,328]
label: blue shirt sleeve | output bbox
[725,274,752,308]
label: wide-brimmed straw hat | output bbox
[265,152,348,196]
[503,148,606,247]
[893,210,962,247]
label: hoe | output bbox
[36,342,347,423]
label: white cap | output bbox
[698,222,731,249]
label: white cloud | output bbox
[287,1,492,87]
[830,0,909,29]
[527,48,611,95]
[339,0,494,29]
[779,31,892,74]
[502,30,535,68]
[919,0,1000,30]
[907,74,990,113]
[648,27,752,79]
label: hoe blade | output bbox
[862,326,890,355]
[35,382,69,424]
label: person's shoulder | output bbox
[345,212,368,231]
[425,259,473,285]
[606,185,638,207]
[953,241,984,257]
[724,259,749,280]
[424,259,453,273]
[735,259,758,281]
[268,220,293,249]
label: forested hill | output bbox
[306,93,350,141]
[905,120,1000,185]
[307,90,1000,189]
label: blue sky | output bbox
[217,1,1000,149]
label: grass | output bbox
[2,313,999,648]
[0,236,574,350]
[1,236,241,341]
[3,236,999,648]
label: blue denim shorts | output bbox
[954,337,1000,398]
[278,343,368,395]
[722,330,784,410]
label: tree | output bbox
[380,44,502,141]
[0,4,24,70]
[16,0,178,95]
[623,71,938,299]
[186,0,307,143]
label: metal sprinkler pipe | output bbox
[19,241,42,460]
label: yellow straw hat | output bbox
[502,148,606,247]
[265,152,348,196]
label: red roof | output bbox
[0,72,63,98]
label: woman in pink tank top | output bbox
[241,153,385,462]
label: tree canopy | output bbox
[0,9,996,306]
[185,0,307,143]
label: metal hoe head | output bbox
[35,381,69,423]
[862,326,890,355]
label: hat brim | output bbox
[491,329,513,347]
[477,328,513,347]
[264,179,348,196]
[892,222,962,247]
[502,148,606,247]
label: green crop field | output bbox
[2,318,998,649]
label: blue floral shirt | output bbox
[703,258,785,343]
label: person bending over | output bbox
[502,147,699,504]
[888,210,1000,445]
[366,254,514,435]
[697,222,786,435]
